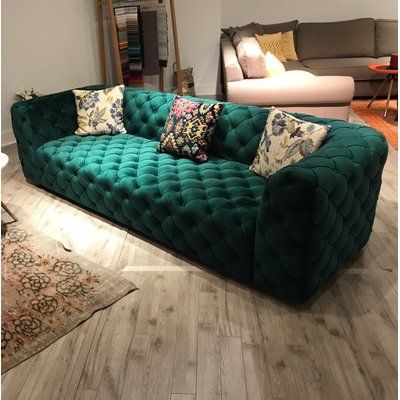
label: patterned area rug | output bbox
[1,223,137,373]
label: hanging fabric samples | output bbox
[141,3,160,75]
[114,6,144,86]
[114,7,130,84]
[126,6,144,85]
[157,4,169,67]
[106,0,169,86]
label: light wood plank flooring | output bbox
[1,143,397,400]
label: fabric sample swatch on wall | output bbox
[114,7,130,84]
[126,6,144,86]
[114,6,144,87]
[157,4,169,67]
[141,5,160,75]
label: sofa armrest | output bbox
[11,86,103,148]
[11,85,104,180]
[221,37,244,83]
[252,119,388,302]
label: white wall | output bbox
[221,0,397,27]
[175,0,222,96]
[2,0,102,146]
[2,0,397,145]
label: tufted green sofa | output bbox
[11,87,388,302]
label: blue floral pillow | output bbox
[250,107,330,178]
[73,85,126,135]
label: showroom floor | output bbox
[1,143,397,400]
[351,99,398,149]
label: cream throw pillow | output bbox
[73,85,126,136]
[250,107,330,178]
[265,52,286,77]
[255,33,287,62]
[281,31,298,60]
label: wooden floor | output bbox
[1,143,398,400]
[351,99,398,150]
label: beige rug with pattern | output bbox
[1,222,137,373]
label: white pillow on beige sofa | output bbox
[265,52,286,77]
[236,37,266,79]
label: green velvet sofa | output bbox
[11,87,388,303]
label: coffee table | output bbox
[1,152,18,224]
[367,63,398,118]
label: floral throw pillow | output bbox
[157,96,224,162]
[73,85,126,136]
[250,107,330,178]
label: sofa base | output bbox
[355,79,398,97]
[226,73,354,121]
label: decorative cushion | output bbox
[296,18,375,61]
[255,33,287,62]
[73,85,126,136]
[255,20,299,35]
[250,107,329,178]
[375,19,398,57]
[227,22,257,38]
[231,25,258,48]
[236,37,266,78]
[157,96,224,162]
[265,52,286,77]
[281,31,298,60]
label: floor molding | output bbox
[1,128,16,147]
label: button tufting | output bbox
[10,86,388,303]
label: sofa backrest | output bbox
[375,19,398,57]
[123,88,267,165]
[296,18,376,60]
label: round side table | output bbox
[367,63,398,118]
[1,153,18,224]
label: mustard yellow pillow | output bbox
[255,33,287,62]
[281,31,298,60]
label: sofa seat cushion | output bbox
[35,134,266,279]
[302,58,387,81]
[283,60,317,74]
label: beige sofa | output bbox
[221,18,398,120]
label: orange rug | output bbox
[351,99,398,150]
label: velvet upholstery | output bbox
[11,87,388,302]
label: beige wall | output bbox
[2,0,102,145]
[221,0,397,26]
[2,0,397,145]
[175,0,222,96]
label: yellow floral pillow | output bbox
[281,31,298,60]
[73,85,126,136]
[255,33,287,62]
